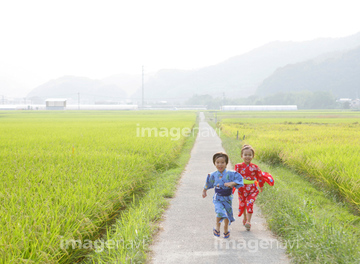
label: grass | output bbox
[205,111,360,263]
[0,110,196,263]
[216,112,360,213]
[253,162,360,264]
[81,119,199,263]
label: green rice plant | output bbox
[81,124,198,263]
[0,111,196,263]
[219,113,360,213]
[220,133,360,263]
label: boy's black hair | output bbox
[213,152,229,164]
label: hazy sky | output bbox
[1,0,360,94]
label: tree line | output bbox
[185,91,341,110]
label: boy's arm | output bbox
[224,182,237,188]
[202,188,207,198]
[203,174,214,198]
[231,171,244,189]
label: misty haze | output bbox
[1,1,360,263]
[2,32,360,110]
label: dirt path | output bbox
[149,113,290,264]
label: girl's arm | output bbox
[255,166,265,191]
[234,163,240,173]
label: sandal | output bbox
[242,218,247,226]
[245,222,251,231]
[213,228,220,237]
[223,231,230,239]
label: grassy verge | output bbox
[80,123,198,263]
[220,131,360,264]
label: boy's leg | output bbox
[223,218,229,234]
[216,217,221,232]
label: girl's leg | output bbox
[245,189,258,230]
[240,191,248,224]
[246,212,253,223]
[245,201,253,231]
[238,192,246,219]
[246,189,259,222]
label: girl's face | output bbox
[241,149,254,164]
[215,157,227,173]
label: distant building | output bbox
[0,105,16,110]
[336,98,360,109]
[350,99,360,109]
[45,98,67,110]
[65,104,138,110]
[337,98,352,102]
[221,105,297,111]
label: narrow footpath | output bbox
[149,113,290,264]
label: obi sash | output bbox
[243,179,256,185]
[215,188,232,196]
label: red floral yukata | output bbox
[234,162,265,216]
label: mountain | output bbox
[26,32,360,103]
[101,73,145,97]
[131,32,360,102]
[131,69,194,102]
[256,45,360,98]
[27,76,127,104]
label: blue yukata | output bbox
[204,169,244,224]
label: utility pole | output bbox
[142,65,144,108]
[78,92,80,110]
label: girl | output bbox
[234,145,274,231]
[202,152,244,238]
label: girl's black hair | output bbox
[241,144,255,156]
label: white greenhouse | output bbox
[221,105,298,111]
[45,98,67,110]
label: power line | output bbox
[142,65,144,107]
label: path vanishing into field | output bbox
[149,113,291,264]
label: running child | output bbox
[202,152,244,238]
[234,144,274,231]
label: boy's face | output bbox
[215,157,227,173]
[241,149,254,164]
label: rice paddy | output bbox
[214,110,360,213]
[0,111,196,263]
